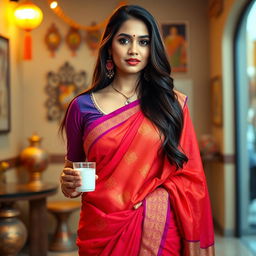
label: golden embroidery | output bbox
[174,89,187,108]
[115,190,131,205]
[105,176,118,189]
[139,188,169,256]
[85,105,140,152]
[138,123,152,135]
[138,164,150,177]
[116,193,123,204]
[124,152,138,165]
[184,241,215,256]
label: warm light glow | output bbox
[50,1,58,9]
[14,3,43,31]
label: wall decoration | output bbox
[211,76,223,126]
[161,22,188,73]
[47,0,126,31]
[85,23,102,52]
[45,62,87,121]
[47,0,126,53]
[66,27,82,56]
[45,23,62,57]
[208,0,223,18]
[0,35,10,133]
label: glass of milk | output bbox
[73,162,96,192]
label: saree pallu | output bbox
[77,98,215,256]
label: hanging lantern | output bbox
[14,1,43,60]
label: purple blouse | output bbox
[65,93,103,162]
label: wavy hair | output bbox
[60,5,188,169]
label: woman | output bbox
[60,5,215,256]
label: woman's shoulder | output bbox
[70,92,93,112]
[174,89,187,109]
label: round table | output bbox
[0,182,58,256]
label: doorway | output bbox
[235,0,256,252]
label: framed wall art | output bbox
[161,22,188,73]
[211,76,223,126]
[0,35,10,133]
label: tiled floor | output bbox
[19,232,256,256]
[215,233,255,256]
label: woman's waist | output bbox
[82,187,140,213]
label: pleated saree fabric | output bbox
[67,92,215,255]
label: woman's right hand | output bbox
[60,167,82,198]
[60,167,99,198]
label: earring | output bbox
[106,57,114,79]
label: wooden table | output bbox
[0,183,58,256]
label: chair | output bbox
[47,200,81,252]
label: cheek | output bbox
[112,46,124,63]
[142,49,150,63]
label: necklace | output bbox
[111,84,136,105]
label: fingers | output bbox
[60,168,99,198]
[61,184,81,198]
[63,168,81,176]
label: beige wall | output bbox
[1,0,211,234]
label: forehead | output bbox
[115,18,149,36]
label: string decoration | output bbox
[47,0,127,31]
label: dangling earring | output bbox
[106,56,114,79]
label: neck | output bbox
[112,73,140,94]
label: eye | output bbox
[118,38,130,45]
[139,39,150,46]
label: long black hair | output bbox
[60,5,188,169]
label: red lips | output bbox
[126,58,141,65]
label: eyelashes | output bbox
[117,38,150,46]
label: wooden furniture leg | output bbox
[29,198,48,256]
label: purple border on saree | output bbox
[157,195,171,256]
[84,99,140,154]
[84,99,140,137]
[87,120,127,155]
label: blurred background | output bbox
[0,0,255,255]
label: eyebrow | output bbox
[117,33,150,39]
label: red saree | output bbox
[76,93,215,255]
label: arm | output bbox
[60,98,99,198]
[60,98,85,198]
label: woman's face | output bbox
[110,18,150,76]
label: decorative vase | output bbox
[20,134,49,187]
[0,202,27,256]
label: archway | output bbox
[234,0,256,252]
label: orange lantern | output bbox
[14,1,43,60]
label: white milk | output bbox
[76,167,95,192]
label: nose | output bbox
[128,41,138,55]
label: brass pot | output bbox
[0,203,27,256]
[20,134,49,187]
